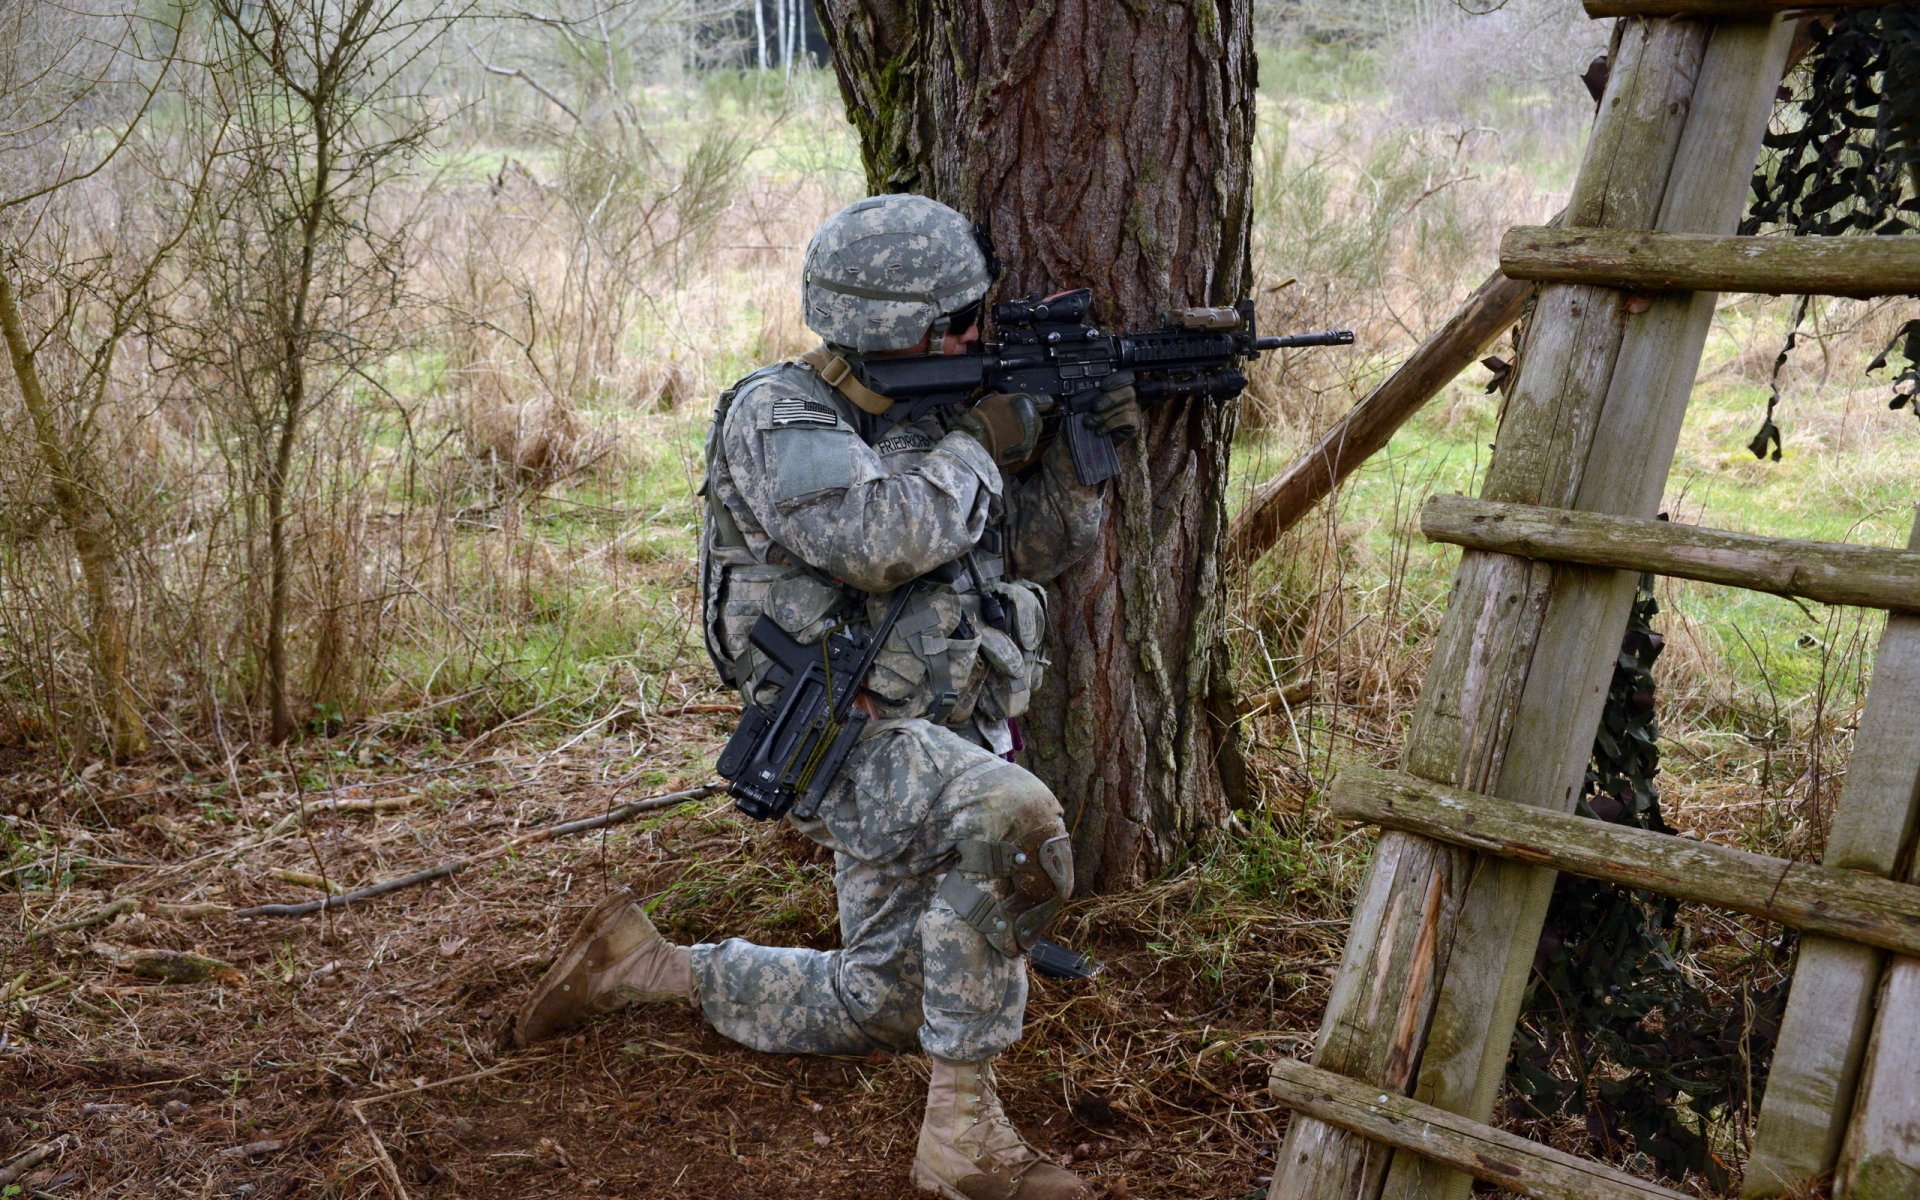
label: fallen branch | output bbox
[232,783,723,919]
[90,944,245,985]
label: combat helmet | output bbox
[801,194,994,354]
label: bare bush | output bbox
[0,1,209,759]
[156,0,468,742]
[1383,0,1606,137]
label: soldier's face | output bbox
[940,321,980,356]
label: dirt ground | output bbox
[2,719,1338,1199]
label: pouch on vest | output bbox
[862,588,983,725]
[975,578,1049,721]
[720,565,849,699]
[698,363,791,688]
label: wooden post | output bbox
[1500,227,1920,298]
[1420,495,1920,613]
[1269,18,1720,1198]
[1226,268,1535,569]
[1378,22,1797,1200]
[1819,512,1920,1200]
[1843,968,1920,1199]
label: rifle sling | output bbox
[800,345,894,417]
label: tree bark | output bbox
[814,0,1258,887]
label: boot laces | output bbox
[961,1067,1045,1178]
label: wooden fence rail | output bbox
[1420,495,1920,612]
[1331,766,1920,959]
[1500,227,1920,298]
[1270,1059,1691,1200]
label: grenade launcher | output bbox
[855,289,1354,485]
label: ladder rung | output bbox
[1330,766,1920,958]
[1585,0,1888,17]
[1421,495,1920,613]
[1500,227,1920,299]
[1269,1058,1691,1200]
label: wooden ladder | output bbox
[1264,4,1920,1199]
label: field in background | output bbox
[5,7,1919,1196]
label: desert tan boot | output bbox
[911,1056,1089,1200]
[512,888,693,1048]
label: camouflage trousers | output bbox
[689,717,1066,1063]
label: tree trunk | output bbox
[814,0,1258,888]
[265,108,332,745]
[0,262,147,759]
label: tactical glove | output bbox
[948,391,1046,469]
[1088,370,1140,441]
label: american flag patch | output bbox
[768,397,841,428]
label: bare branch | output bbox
[466,41,579,122]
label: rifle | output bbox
[855,289,1354,485]
[716,581,919,822]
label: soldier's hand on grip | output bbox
[948,391,1046,469]
[1088,370,1140,442]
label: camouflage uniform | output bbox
[695,352,1104,1063]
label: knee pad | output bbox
[937,829,1074,958]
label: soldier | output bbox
[513,193,1138,1200]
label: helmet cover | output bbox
[801,194,993,354]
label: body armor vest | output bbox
[699,358,1048,730]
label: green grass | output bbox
[1258,45,1382,107]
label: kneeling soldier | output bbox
[516,193,1137,1200]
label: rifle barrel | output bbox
[1256,330,1356,350]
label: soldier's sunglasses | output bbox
[944,299,982,336]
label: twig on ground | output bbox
[268,867,344,894]
[352,1101,411,1200]
[0,1137,69,1187]
[356,1057,549,1107]
[231,783,722,919]
[28,897,139,941]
